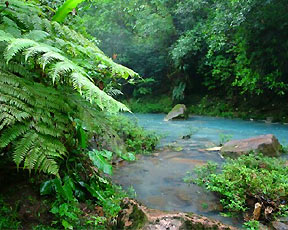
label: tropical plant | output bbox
[0,0,138,175]
[52,0,85,23]
[185,154,288,219]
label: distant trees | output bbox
[77,0,288,99]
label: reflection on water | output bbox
[112,114,288,227]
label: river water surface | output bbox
[112,114,288,227]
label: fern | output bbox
[4,38,37,62]
[0,70,70,174]
[23,30,50,41]
[0,0,138,175]
[2,37,130,112]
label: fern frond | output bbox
[4,38,37,62]
[39,51,65,70]
[24,30,50,42]
[0,0,139,176]
[0,70,70,175]
[0,60,35,79]
[1,16,21,37]
[41,19,53,34]
[13,131,37,168]
[24,44,61,62]
[0,30,15,42]
[23,147,40,173]
[0,123,30,148]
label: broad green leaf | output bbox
[99,149,113,160]
[63,177,74,201]
[62,219,73,230]
[40,180,54,195]
[120,152,136,161]
[53,178,66,200]
[88,150,113,175]
[84,182,105,201]
[52,0,86,23]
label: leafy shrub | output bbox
[124,96,173,113]
[185,154,288,218]
[243,220,260,230]
[109,115,159,154]
[172,82,186,101]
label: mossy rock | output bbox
[164,104,188,121]
[113,198,237,230]
[114,198,147,230]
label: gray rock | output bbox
[164,104,188,121]
[272,221,288,230]
[221,134,281,158]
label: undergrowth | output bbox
[0,195,21,229]
[123,96,173,113]
[184,154,288,222]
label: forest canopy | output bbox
[77,0,288,101]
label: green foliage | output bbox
[171,0,288,97]
[79,0,175,84]
[52,0,85,23]
[52,0,288,106]
[0,195,21,229]
[172,82,186,101]
[132,78,155,98]
[124,96,173,114]
[109,115,159,154]
[188,96,235,118]
[88,149,113,175]
[187,94,288,123]
[186,154,288,218]
[39,152,126,229]
[243,220,260,230]
[0,0,139,175]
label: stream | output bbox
[112,114,288,227]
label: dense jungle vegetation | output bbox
[0,0,287,229]
[80,0,288,122]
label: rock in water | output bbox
[114,198,237,230]
[221,134,281,158]
[164,104,188,121]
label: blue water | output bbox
[113,114,288,227]
[127,114,288,145]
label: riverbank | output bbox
[112,114,288,229]
[123,94,288,124]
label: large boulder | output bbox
[164,104,188,121]
[114,198,237,230]
[221,134,281,158]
